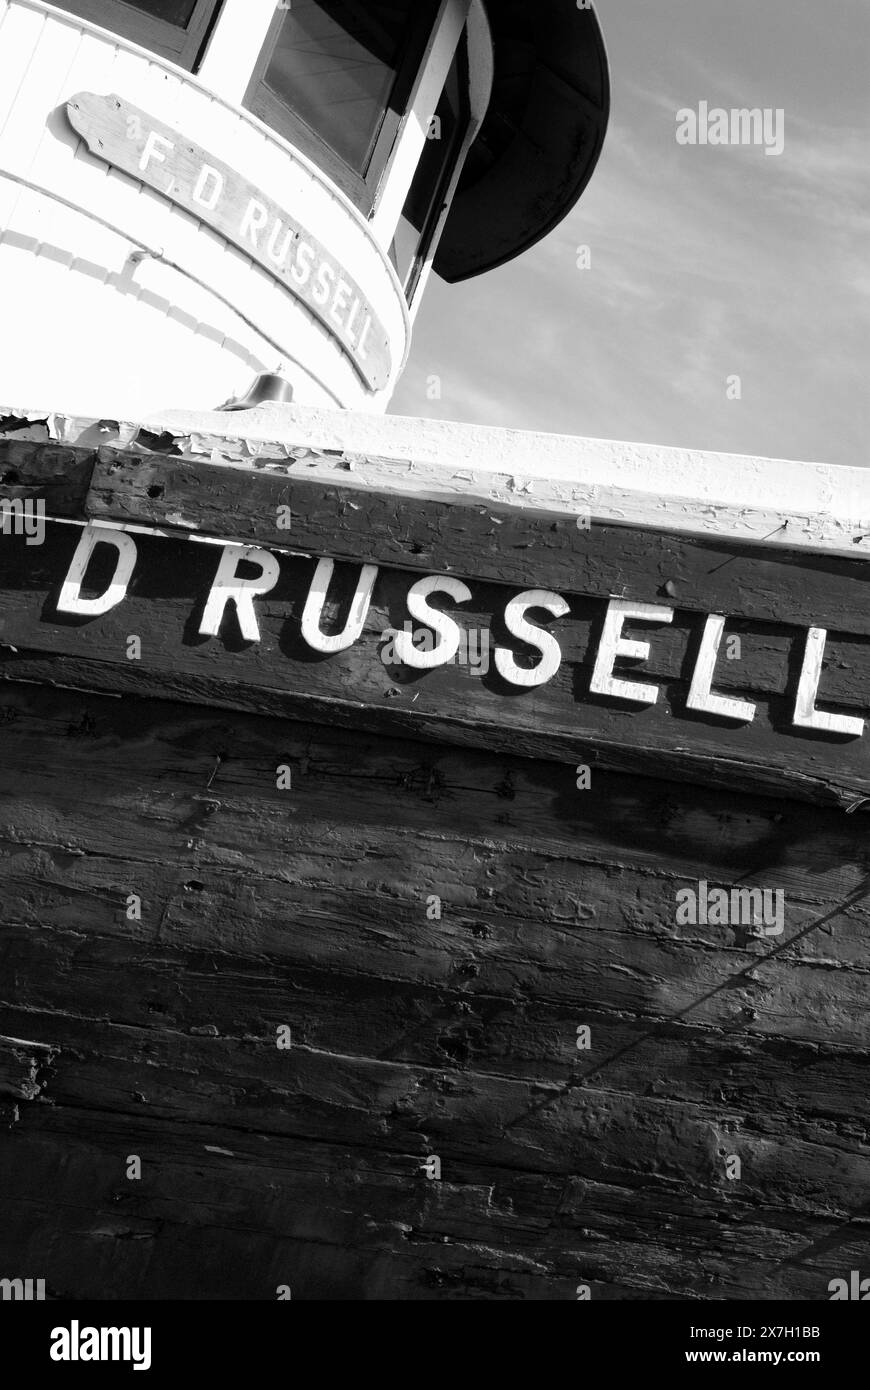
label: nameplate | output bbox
[66,92,392,392]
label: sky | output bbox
[391,0,870,470]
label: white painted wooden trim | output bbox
[1,0,412,410]
[197,0,474,257]
[369,0,471,246]
[5,402,868,558]
[0,167,305,376]
[195,0,276,105]
[407,0,493,316]
[19,0,406,275]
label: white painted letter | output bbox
[331,278,353,328]
[793,627,864,736]
[301,558,378,654]
[267,219,294,267]
[687,615,756,722]
[495,590,569,688]
[394,576,472,670]
[193,163,224,211]
[199,545,280,642]
[312,262,336,306]
[356,315,373,359]
[590,599,674,705]
[291,242,316,286]
[240,199,269,247]
[57,524,137,617]
[139,131,174,173]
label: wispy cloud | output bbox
[392,0,870,468]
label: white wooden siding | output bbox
[0,0,410,418]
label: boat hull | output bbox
[1,407,868,1300]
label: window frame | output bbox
[55,0,222,69]
[394,35,470,302]
[242,1,442,215]
[401,0,492,311]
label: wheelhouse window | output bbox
[244,0,441,212]
[390,38,469,299]
[55,0,222,69]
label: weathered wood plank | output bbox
[2,683,867,904]
[3,1108,866,1299]
[0,1033,57,1101]
[85,448,870,634]
[2,523,870,805]
[2,681,869,938]
[10,648,866,806]
[40,404,870,557]
[2,926,867,1156]
[2,808,869,1051]
[2,867,866,1050]
[1,997,867,1227]
[0,438,95,514]
[3,830,868,971]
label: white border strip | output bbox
[4,401,869,558]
